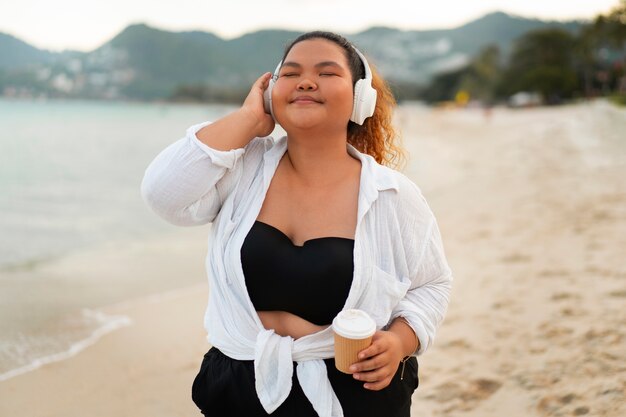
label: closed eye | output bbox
[320,73,337,76]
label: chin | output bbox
[276,111,325,131]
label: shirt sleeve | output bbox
[390,208,453,356]
[140,121,266,226]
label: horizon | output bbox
[1,0,620,52]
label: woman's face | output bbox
[271,38,354,133]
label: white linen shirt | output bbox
[140,121,453,417]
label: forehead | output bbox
[284,39,349,67]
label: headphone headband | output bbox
[351,46,372,81]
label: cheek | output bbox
[334,82,354,103]
[271,80,290,101]
[333,86,354,112]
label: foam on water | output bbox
[0,309,132,382]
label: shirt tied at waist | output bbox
[253,328,343,417]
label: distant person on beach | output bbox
[141,31,452,417]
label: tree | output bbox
[420,45,502,104]
[582,0,626,95]
[500,28,579,103]
[458,45,502,104]
[421,66,468,103]
[603,0,626,46]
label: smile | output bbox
[290,96,323,104]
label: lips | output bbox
[290,96,322,104]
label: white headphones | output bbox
[263,45,377,125]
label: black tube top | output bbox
[240,221,354,325]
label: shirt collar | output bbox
[346,143,399,193]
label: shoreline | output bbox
[0,309,132,383]
[0,282,211,417]
[0,225,210,384]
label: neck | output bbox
[284,130,358,187]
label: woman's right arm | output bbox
[140,73,275,226]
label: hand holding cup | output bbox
[332,309,376,374]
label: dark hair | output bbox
[280,31,404,168]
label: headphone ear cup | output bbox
[362,82,377,121]
[351,79,364,124]
[351,79,377,125]
[263,78,275,115]
[349,46,377,125]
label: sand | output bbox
[1,99,624,417]
[401,100,626,417]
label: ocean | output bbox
[0,98,236,380]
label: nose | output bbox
[297,78,317,91]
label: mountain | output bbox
[0,32,56,70]
[96,23,299,98]
[350,12,584,83]
[0,12,586,100]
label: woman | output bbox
[141,31,452,417]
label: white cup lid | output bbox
[332,309,376,339]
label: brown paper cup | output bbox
[333,332,373,374]
[332,309,376,374]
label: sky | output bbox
[1,0,621,52]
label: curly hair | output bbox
[280,31,405,169]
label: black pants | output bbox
[191,347,419,417]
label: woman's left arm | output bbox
[350,217,453,390]
[388,217,453,355]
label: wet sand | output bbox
[1,100,624,417]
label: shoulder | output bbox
[381,167,432,217]
[247,134,288,156]
[377,168,438,243]
[397,173,430,211]
[354,148,435,223]
[244,135,278,155]
[237,135,284,170]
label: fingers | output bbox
[356,340,383,361]
[348,330,404,391]
[350,355,382,372]
[355,330,392,361]
[352,360,395,391]
[350,352,394,379]
[245,72,271,102]
[255,72,272,90]
[353,369,392,384]
[242,73,273,118]
[363,378,393,391]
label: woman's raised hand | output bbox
[240,72,275,138]
[194,73,275,153]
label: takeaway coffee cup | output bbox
[332,309,376,374]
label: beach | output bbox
[1,100,624,416]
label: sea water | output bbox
[0,98,235,380]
